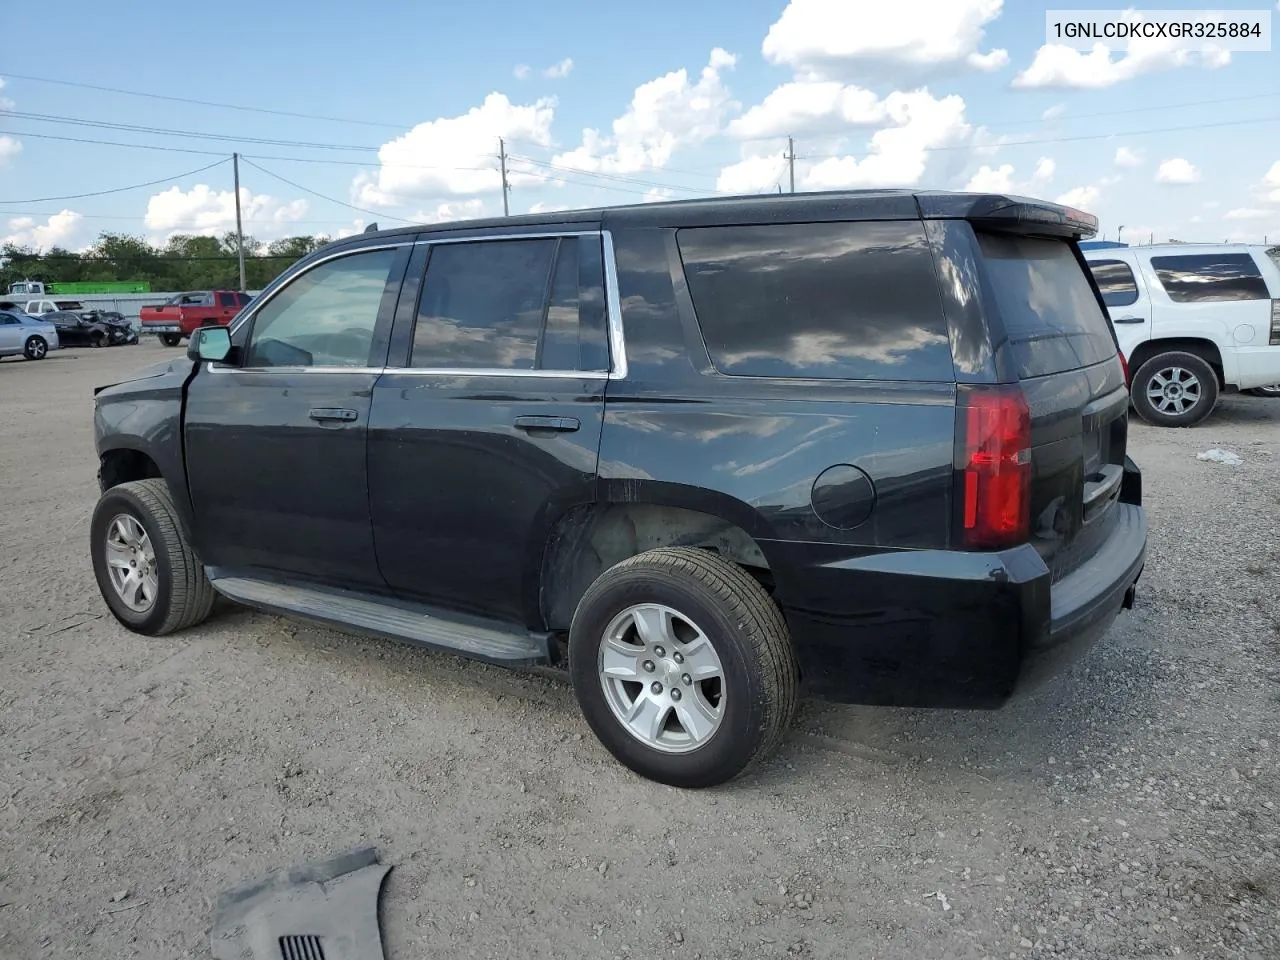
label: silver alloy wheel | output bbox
[104,514,159,613]
[1255,384,1280,397]
[597,603,725,754]
[1147,365,1202,416]
[26,337,46,359]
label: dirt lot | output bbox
[1,341,1278,960]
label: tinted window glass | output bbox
[238,292,253,306]
[1150,253,1269,303]
[977,233,1116,379]
[678,221,953,381]
[218,292,237,307]
[1088,259,1140,307]
[413,239,556,370]
[538,238,581,371]
[246,248,395,368]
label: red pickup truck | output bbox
[140,291,253,346]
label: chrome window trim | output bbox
[215,230,630,380]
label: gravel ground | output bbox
[1,341,1278,960]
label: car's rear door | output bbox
[976,231,1129,582]
[1086,254,1150,360]
[367,229,611,627]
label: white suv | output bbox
[1084,244,1280,426]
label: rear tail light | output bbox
[955,386,1032,550]
[1270,299,1280,345]
[1119,350,1130,386]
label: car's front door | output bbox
[1087,255,1150,358]
[368,231,611,626]
[184,242,411,587]
[0,312,22,353]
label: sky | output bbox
[1,0,1279,252]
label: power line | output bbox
[0,158,230,205]
[509,155,706,194]
[2,72,412,130]
[239,157,414,224]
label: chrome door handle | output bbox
[309,407,358,423]
[514,415,580,433]
[1113,316,1145,324]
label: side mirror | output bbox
[188,325,233,363]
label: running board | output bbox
[208,574,552,666]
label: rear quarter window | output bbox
[977,233,1117,379]
[1150,253,1270,302]
[677,221,953,381]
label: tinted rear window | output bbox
[978,233,1116,379]
[1087,258,1140,307]
[1150,253,1269,303]
[677,221,953,381]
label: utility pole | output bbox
[499,138,510,217]
[1117,225,1125,244]
[232,152,246,291]
[785,136,796,194]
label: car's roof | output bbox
[324,189,1095,248]
[1085,242,1275,257]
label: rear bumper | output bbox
[771,460,1147,708]
[141,323,183,334]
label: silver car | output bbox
[0,310,60,360]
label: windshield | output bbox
[977,232,1117,379]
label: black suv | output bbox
[89,191,1147,787]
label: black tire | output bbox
[159,333,183,347]
[91,332,106,348]
[90,478,216,636]
[23,335,48,360]
[568,546,799,788]
[1130,351,1219,427]
[1246,384,1280,398]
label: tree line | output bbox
[0,232,333,292]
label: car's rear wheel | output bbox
[90,478,216,636]
[1131,351,1218,427]
[568,547,798,788]
[1246,384,1280,397]
[23,336,48,360]
[159,333,183,347]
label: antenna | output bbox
[364,222,379,234]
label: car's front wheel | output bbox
[23,335,48,360]
[1130,351,1219,427]
[159,333,183,347]
[90,479,216,635]
[568,547,798,788]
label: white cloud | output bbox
[1224,208,1268,220]
[716,153,788,194]
[1042,103,1066,121]
[762,0,1007,79]
[801,90,969,189]
[1114,146,1142,168]
[411,199,487,224]
[352,93,556,208]
[642,187,674,203]
[1154,158,1200,185]
[145,185,308,235]
[542,58,574,79]
[553,49,737,175]
[1013,37,1230,89]
[1056,185,1101,210]
[728,80,888,140]
[1263,161,1280,202]
[527,201,571,214]
[513,64,532,81]
[0,135,21,161]
[3,210,83,249]
[0,78,14,113]
[964,155,1054,194]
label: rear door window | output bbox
[1087,259,1141,307]
[977,233,1117,379]
[1149,253,1270,302]
[677,221,953,381]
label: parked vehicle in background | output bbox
[1084,244,1280,426]
[0,309,59,360]
[0,298,86,316]
[139,291,252,346]
[43,309,138,348]
[5,279,151,296]
[90,191,1146,787]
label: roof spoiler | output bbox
[916,193,1098,240]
